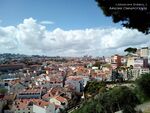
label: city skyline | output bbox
[0,0,150,56]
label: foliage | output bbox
[84,81,106,98]
[124,47,137,53]
[110,86,139,112]
[0,88,8,94]
[73,86,139,113]
[134,86,150,103]
[96,0,150,34]
[93,61,102,69]
[111,69,124,82]
[136,73,150,98]
[102,63,112,68]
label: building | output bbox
[140,47,149,58]
[132,68,150,80]
[33,102,55,113]
[0,64,24,71]
[111,55,122,68]
[9,82,26,93]
[17,88,42,99]
[127,55,146,68]
[35,74,63,88]
[12,99,56,113]
[136,49,141,56]
[12,99,34,113]
[133,57,144,68]
[121,57,126,65]
[50,96,68,109]
[65,76,84,93]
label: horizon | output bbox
[0,0,150,56]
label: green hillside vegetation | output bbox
[73,86,139,113]
[72,73,150,113]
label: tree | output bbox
[0,88,7,95]
[93,61,102,69]
[96,0,150,34]
[136,73,150,97]
[110,86,139,113]
[73,86,139,113]
[124,47,137,54]
[84,81,106,99]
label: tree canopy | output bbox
[96,0,150,34]
[0,88,7,95]
[124,47,137,53]
[136,73,150,98]
[73,86,139,113]
[84,81,106,98]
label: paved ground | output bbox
[136,101,150,112]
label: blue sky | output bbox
[0,0,119,29]
[0,0,149,56]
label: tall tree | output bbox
[124,47,137,54]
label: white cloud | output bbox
[0,17,149,56]
[40,20,54,25]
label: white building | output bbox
[33,103,55,113]
[127,56,144,68]
[50,96,68,109]
[65,76,84,93]
[140,47,149,58]
[132,68,150,80]
[13,99,56,113]
[17,89,42,99]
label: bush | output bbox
[136,73,150,98]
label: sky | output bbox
[0,0,149,56]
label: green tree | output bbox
[124,47,137,54]
[0,88,7,94]
[110,86,139,113]
[136,73,150,98]
[84,81,106,99]
[74,86,139,113]
[93,61,102,69]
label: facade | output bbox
[140,47,149,58]
[33,104,55,113]
[17,89,42,99]
[9,82,26,93]
[127,56,144,68]
[121,57,127,65]
[14,106,33,113]
[127,56,135,67]
[12,99,55,113]
[148,57,150,65]
[50,96,68,109]
[132,68,150,80]
[65,76,84,93]
[133,57,144,68]
[127,55,149,68]
[111,55,122,67]
[0,64,24,71]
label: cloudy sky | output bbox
[0,0,149,56]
